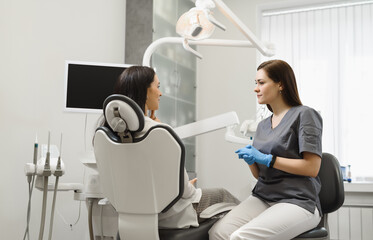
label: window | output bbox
[259,1,373,179]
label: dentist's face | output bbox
[254,69,282,105]
[146,75,162,110]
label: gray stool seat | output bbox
[295,227,328,239]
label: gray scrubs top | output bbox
[252,105,323,214]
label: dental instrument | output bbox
[39,131,52,240]
[23,131,84,240]
[48,133,64,240]
[23,135,38,240]
[34,135,38,165]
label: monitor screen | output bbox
[64,61,133,113]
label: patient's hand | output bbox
[150,110,161,122]
[189,178,197,186]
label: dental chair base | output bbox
[116,218,220,240]
[119,213,159,240]
[158,218,220,240]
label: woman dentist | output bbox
[209,60,323,240]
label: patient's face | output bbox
[146,75,162,110]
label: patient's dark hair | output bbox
[114,66,156,113]
[257,59,302,112]
[96,66,155,130]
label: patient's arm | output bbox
[189,178,197,186]
[182,169,196,198]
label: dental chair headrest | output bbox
[103,94,145,142]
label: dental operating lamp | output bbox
[143,0,275,65]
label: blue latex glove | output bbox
[235,145,273,167]
[237,153,256,165]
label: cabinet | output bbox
[152,0,197,172]
[328,182,373,239]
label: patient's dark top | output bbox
[252,105,323,214]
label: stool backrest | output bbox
[318,152,345,214]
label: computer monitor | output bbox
[64,61,133,113]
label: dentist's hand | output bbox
[235,145,273,167]
[238,154,256,165]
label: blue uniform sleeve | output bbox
[298,107,323,157]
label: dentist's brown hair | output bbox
[257,60,302,112]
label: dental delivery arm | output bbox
[174,112,251,146]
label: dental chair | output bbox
[93,94,220,240]
[293,152,345,240]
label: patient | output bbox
[101,65,239,229]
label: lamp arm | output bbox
[212,0,275,57]
[182,38,203,59]
[203,9,226,31]
[143,37,178,67]
[143,37,257,67]
[142,0,275,67]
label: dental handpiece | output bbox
[56,134,63,170]
[44,131,51,171]
[33,135,38,165]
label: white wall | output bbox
[0,1,125,239]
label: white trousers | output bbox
[209,195,321,240]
